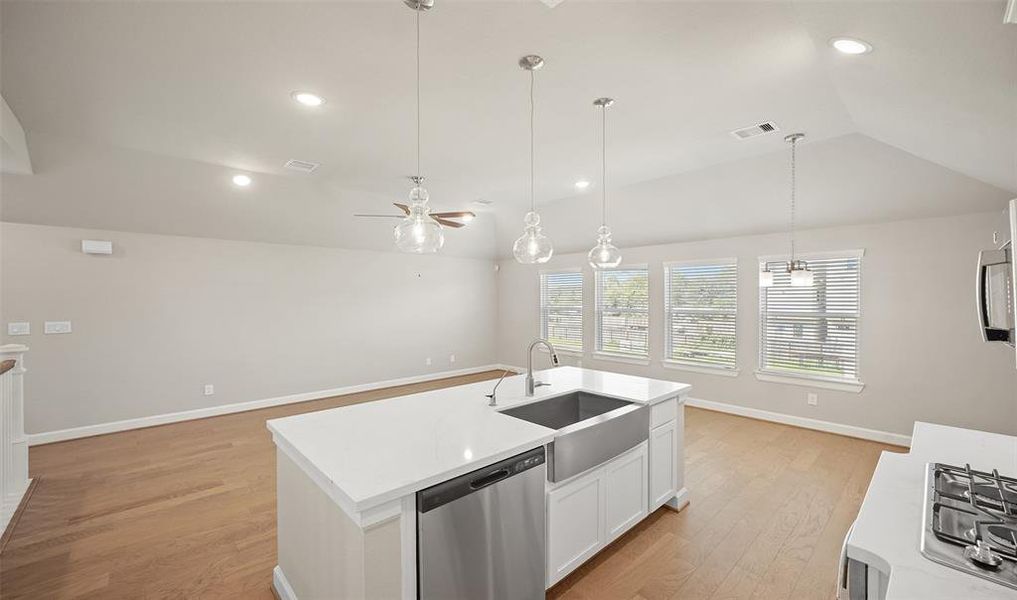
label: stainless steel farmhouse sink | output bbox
[501,392,649,482]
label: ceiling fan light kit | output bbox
[761,132,813,288]
[513,54,554,265]
[588,97,622,270]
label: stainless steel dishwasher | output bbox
[417,446,546,599]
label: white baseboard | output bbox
[28,364,511,446]
[273,566,297,600]
[685,397,912,447]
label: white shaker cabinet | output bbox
[648,396,685,512]
[546,442,648,587]
[604,443,648,542]
[649,418,679,510]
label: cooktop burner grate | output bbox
[921,462,1017,591]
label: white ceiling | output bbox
[1,1,1014,258]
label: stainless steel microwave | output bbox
[977,199,1016,367]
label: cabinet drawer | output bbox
[650,397,677,428]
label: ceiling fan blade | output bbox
[430,211,476,219]
[432,216,465,228]
[354,214,403,219]
[393,202,411,215]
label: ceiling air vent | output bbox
[283,159,320,173]
[730,121,779,140]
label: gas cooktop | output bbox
[921,462,1017,590]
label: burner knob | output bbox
[964,540,1003,569]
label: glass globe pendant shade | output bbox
[588,225,622,269]
[394,185,444,254]
[789,261,814,287]
[759,267,774,288]
[512,211,553,264]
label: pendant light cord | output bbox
[601,105,607,227]
[789,136,796,264]
[415,4,421,180]
[529,69,535,213]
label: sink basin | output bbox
[500,391,631,430]
[502,392,649,482]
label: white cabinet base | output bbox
[665,487,690,512]
[546,442,648,588]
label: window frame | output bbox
[594,264,650,362]
[755,249,865,393]
[662,258,740,376]
[538,268,585,356]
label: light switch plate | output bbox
[807,393,818,406]
[44,321,72,334]
[7,322,30,336]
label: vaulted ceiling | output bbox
[2,1,1014,258]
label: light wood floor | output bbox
[0,371,904,599]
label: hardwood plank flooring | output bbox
[0,372,904,599]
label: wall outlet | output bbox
[204,384,214,396]
[449,354,456,364]
[425,357,432,366]
[7,322,30,336]
[44,321,72,334]
[807,392,818,406]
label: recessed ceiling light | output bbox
[291,91,325,107]
[575,180,591,190]
[830,37,872,55]
[232,174,252,187]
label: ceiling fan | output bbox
[354,202,476,229]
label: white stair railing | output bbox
[0,344,29,536]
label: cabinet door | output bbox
[547,470,605,587]
[649,419,678,510]
[604,442,648,542]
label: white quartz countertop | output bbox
[848,421,1017,600]
[267,366,690,519]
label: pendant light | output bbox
[588,97,621,269]
[394,0,444,254]
[512,55,553,264]
[760,132,813,287]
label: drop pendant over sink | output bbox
[502,391,649,482]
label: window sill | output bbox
[661,360,740,378]
[754,370,865,393]
[591,352,650,366]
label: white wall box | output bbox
[81,240,113,255]
[43,321,72,334]
[6,323,29,336]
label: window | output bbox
[595,267,649,358]
[664,260,737,371]
[540,270,583,353]
[758,252,862,387]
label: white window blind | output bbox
[665,260,737,370]
[759,254,861,382]
[596,267,649,357]
[540,271,583,353]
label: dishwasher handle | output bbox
[470,469,510,490]
[417,446,546,513]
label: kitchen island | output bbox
[266,366,691,599]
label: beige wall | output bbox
[496,211,1017,437]
[1,222,498,434]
